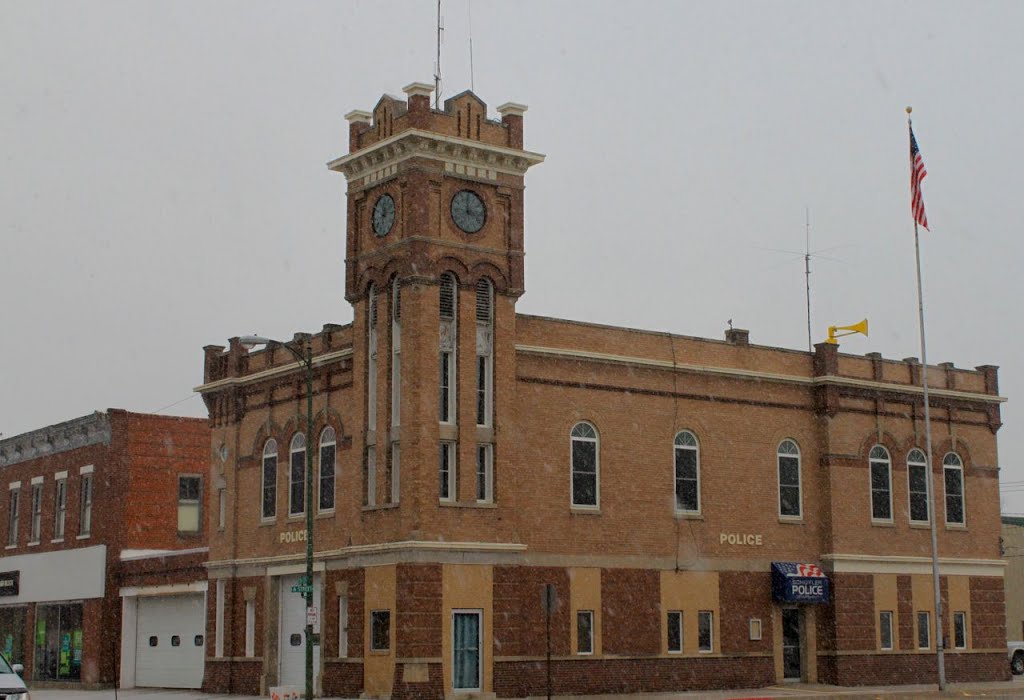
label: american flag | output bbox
[774,562,825,578]
[909,124,929,230]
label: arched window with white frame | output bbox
[390,277,401,504]
[907,448,929,523]
[571,422,599,508]
[367,284,378,430]
[869,445,892,521]
[289,433,306,516]
[319,427,336,512]
[439,273,457,424]
[943,452,965,525]
[777,439,801,518]
[674,431,700,514]
[261,439,278,520]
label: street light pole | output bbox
[239,335,316,700]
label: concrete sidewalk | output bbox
[23,679,1024,700]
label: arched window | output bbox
[907,449,929,523]
[319,427,336,512]
[777,440,801,518]
[869,445,892,521]
[289,434,306,516]
[674,431,700,513]
[475,278,493,427]
[571,422,599,508]
[261,439,278,520]
[943,452,965,525]
[439,273,457,424]
[367,284,378,429]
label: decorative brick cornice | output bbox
[0,411,111,468]
[327,129,545,187]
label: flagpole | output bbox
[908,105,945,691]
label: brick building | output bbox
[0,410,210,689]
[197,82,1008,697]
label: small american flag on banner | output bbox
[909,124,929,230]
[774,562,826,578]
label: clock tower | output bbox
[328,83,544,534]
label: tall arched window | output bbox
[289,433,306,516]
[907,449,929,523]
[475,278,493,427]
[571,422,599,508]
[674,431,700,514]
[261,439,278,520]
[319,427,336,512]
[390,277,401,504]
[943,452,965,525]
[869,445,892,521]
[367,284,378,430]
[439,273,457,424]
[777,440,801,518]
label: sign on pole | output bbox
[306,606,319,627]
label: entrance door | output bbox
[782,608,801,681]
[279,574,321,689]
[452,610,482,692]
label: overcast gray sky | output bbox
[3,1,1022,510]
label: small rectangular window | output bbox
[667,611,682,653]
[476,444,493,503]
[7,489,18,547]
[749,618,762,641]
[244,599,255,657]
[439,442,456,501]
[953,611,967,649]
[439,351,454,424]
[698,611,713,652]
[339,595,349,658]
[29,484,42,543]
[289,444,305,516]
[390,443,400,504]
[365,448,377,507]
[79,474,93,536]
[576,610,594,655]
[371,610,391,651]
[917,611,931,649]
[178,476,202,532]
[476,355,491,427]
[880,611,893,650]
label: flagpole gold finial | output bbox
[906,106,913,115]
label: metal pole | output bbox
[914,222,945,690]
[546,601,552,700]
[908,111,944,691]
[304,343,315,700]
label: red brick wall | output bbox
[395,564,441,658]
[820,651,1008,685]
[391,662,442,700]
[830,573,875,651]
[324,568,364,659]
[493,566,569,657]
[971,576,1007,648]
[493,657,774,697]
[719,571,774,654]
[601,568,659,656]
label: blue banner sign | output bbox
[771,562,829,604]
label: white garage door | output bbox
[135,594,206,688]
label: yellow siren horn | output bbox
[825,319,869,345]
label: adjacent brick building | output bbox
[0,410,210,688]
[197,82,1008,697]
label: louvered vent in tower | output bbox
[440,274,456,320]
[368,286,378,326]
[475,279,492,323]
[392,279,401,321]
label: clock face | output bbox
[372,194,395,237]
[450,190,486,234]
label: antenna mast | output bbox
[434,0,443,109]
[804,207,812,353]
[468,0,475,92]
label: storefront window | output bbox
[34,603,83,681]
[0,606,26,666]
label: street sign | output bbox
[306,606,319,627]
[290,584,313,594]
